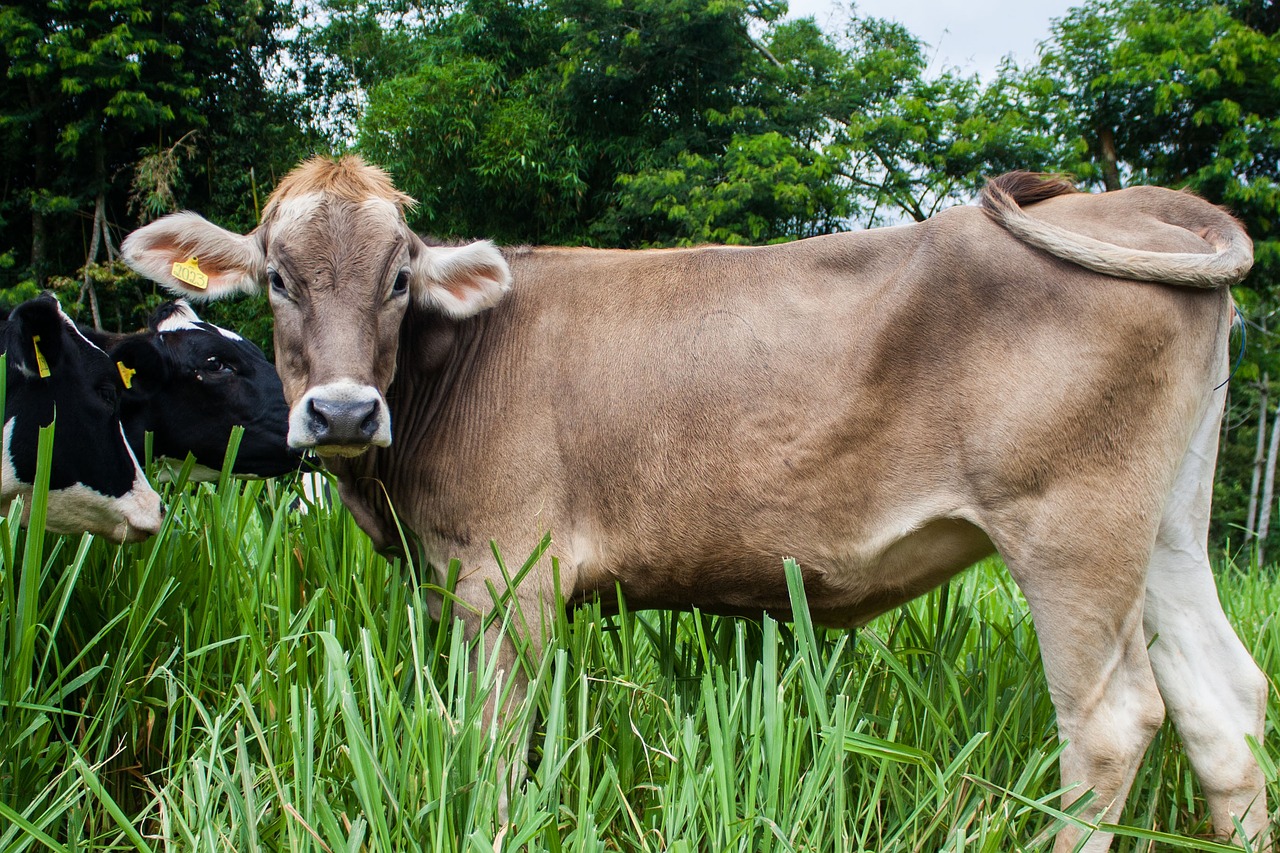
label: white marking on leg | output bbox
[1145,388,1270,844]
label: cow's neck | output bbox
[324,304,492,557]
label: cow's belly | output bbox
[803,518,997,627]
[572,517,996,628]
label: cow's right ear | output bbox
[122,212,265,301]
[109,338,170,401]
[409,235,512,319]
[7,295,67,379]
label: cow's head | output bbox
[105,301,300,479]
[1,294,163,542]
[121,156,511,457]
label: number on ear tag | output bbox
[171,257,210,290]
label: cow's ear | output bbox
[110,338,170,401]
[122,212,265,301]
[409,236,512,319]
[8,295,67,378]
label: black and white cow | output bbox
[91,301,298,480]
[1,294,163,542]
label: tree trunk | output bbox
[1097,126,1122,192]
[81,142,108,330]
[1247,375,1268,538]
[85,195,102,271]
[1256,397,1280,565]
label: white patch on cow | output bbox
[291,470,334,516]
[0,420,162,542]
[154,300,244,341]
[289,379,392,454]
[1143,385,1271,840]
[270,193,326,229]
[360,197,402,217]
[1,418,21,509]
[562,524,613,592]
[155,301,202,333]
[42,476,162,542]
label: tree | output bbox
[0,0,312,331]
[614,130,849,245]
[342,0,1052,247]
[348,0,796,244]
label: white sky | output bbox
[784,0,1081,80]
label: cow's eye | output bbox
[391,270,410,296]
[268,270,286,293]
[202,356,232,375]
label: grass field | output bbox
[1,459,1277,851]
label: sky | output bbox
[783,0,1081,81]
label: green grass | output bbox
[0,466,1277,851]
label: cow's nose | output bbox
[308,396,380,445]
[289,382,392,452]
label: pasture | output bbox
[0,443,1275,851]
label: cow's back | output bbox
[360,196,1229,622]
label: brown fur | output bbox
[118,162,1273,851]
[982,170,1079,208]
[262,155,416,220]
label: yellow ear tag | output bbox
[171,256,209,290]
[32,335,51,378]
[117,361,136,389]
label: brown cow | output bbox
[122,158,1271,851]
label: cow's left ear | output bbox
[122,212,265,301]
[109,338,170,401]
[8,295,67,378]
[409,236,512,319]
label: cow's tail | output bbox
[980,171,1254,288]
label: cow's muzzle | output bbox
[289,381,392,456]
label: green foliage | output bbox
[358,54,590,243]
[128,131,198,225]
[46,260,165,334]
[342,0,1045,246]
[0,0,314,295]
[0,279,44,312]
[1,472,1277,848]
[616,131,848,245]
[1032,1,1280,253]
[819,18,1042,225]
[347,0,782,244]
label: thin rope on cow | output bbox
[1215,304,1246,391]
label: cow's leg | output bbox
[463,606,535,822]
[1143,391,1271,845]
[1000,514,1168,853]
[454,571,554,825]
